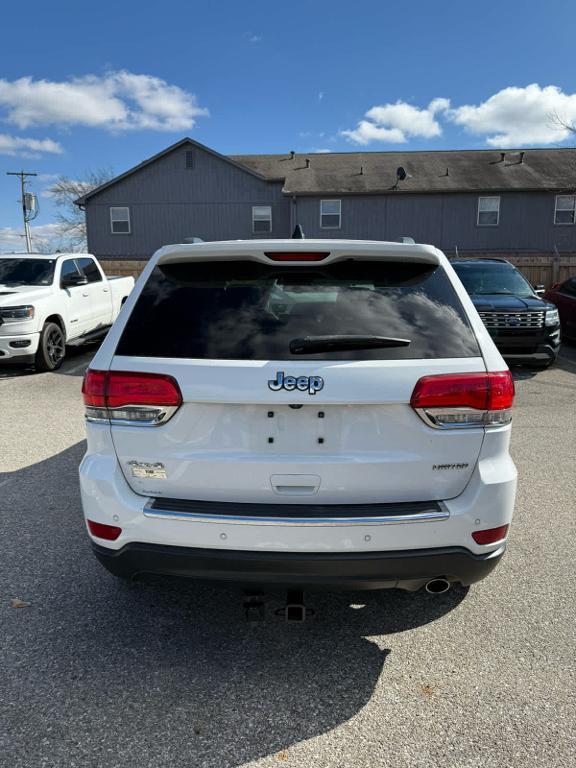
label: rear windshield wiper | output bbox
[289,334,411,354]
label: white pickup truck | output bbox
[0,253,134,370]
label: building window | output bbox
[110,207,131,234]
[554,195,576,225]
[477,196,500,226]
[185,150,195,169]
[252,206,272,233]
[320,199,341,229]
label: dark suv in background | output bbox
[452,258,560,368]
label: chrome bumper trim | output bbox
[143,501,450,527]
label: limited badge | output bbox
[128,461,167,479]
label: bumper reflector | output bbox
[87,520,122,541]
[472,524,509,545]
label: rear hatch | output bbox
[108,247,486,504]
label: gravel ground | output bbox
[1,345,575,768]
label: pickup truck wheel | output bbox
[35,322,65,371]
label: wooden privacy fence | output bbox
[505,255,576,287]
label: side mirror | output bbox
[62,274,88,288]
[534,284,545,296]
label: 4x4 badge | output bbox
[268,371,324,395]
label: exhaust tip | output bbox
[425,578,451,595]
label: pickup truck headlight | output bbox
[0,305,35,322]
[545,308,559,327]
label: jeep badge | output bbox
[268,371,324,395]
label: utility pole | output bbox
[6,171,37,253]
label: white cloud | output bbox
[0,223,65,253]
[0,71,208,132]
[318,91,325,102]
[249,35,262,43]
[0,133,62,156]
[342,98,450,145]
[446,84,576,147]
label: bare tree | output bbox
[47,169,113,250]
[548,111,576,138]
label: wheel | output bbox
[35,322,66,371]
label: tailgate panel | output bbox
[110,357,487,504]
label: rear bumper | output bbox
[92,541,505,590]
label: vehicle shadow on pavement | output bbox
[1,441,468,768]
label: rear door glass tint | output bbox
[60,259,82,285]
[116,259,480,360]
[77,258,102,283]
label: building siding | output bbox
[86,144,290,259]
[293,193,576,253]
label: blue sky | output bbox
[1,0,575,248]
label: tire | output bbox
[35,322,66,371]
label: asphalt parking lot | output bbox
[1,346,575,768]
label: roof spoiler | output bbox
[154,240,442,267]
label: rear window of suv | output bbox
[116,259,480,360]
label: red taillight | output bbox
[410,371,514,428]
[82,369,107,406]
[82,370,182,425]
[411,371,514,410]
[264,252,330,261]
[106,371,182,408]
[472,524,509,545]
[87,520,122,541]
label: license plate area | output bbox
[262,404,336,452]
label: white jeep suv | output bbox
[79,240,516,593]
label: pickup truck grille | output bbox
[478,311,545,329]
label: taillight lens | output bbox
[472,524,509,545]
[411,371,514,428]
[87,520,122,541]
[82,370,182,426]
[106,372,182,408]
[82,368,107,406]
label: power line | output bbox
[6,171,38,253]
